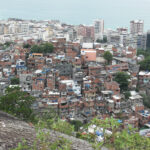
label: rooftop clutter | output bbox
[0,19,149,137]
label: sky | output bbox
[0,0,150,30]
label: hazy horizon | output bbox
[0,0,150,30]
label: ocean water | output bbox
[0,0,150,31]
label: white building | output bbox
[94,19,104,39]
[60,80,81,95]
[130,20,144,35]
[94,19,104,34]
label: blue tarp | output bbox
[16,65,26,69]
[139,110,144,113]
[96,131,103,136]
[85,84,90,88]
[86,112,90,115]
[52,100,58,103]
[118,120,122,123]
[36,78,45,80]
[68,89,73,92]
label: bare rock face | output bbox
[0,111,94,150]
[0,111,36,150]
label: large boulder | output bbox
[0,111,94,150]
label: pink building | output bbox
[81,49,96,62]
[78,25,95,40]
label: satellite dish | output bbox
[81,50,85,55]
[26,75,31,81]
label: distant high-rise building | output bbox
[130,20,144,35]
[137,34,146,50]
[0,24,4,35]
[146,31,150,49]
[117,27,128,34]
[94,19,104,34]
[77,25,95,41]
[126,34,146,49]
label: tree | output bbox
[103,51,113,65]
[142,94,150,108]
[139,56,150,71]
[0,87,35,121]
[124,91,131,100]
[0,41,14,50]
[114,72,130,92]
[30,44,41,53]
[23,43,31,49]
[103,36,107,43]
[96,39,102,43]
[70,120,83,131]
[5,41,13,47]
[41,42,54,53]
[31,43,54,54]
[137,49,150,58]
[10,77,20,85]
[96,36,107,43]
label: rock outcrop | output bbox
[0,111,94,150]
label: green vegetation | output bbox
[51,119,74,136]
[12,117,150,150]
[137,49,150,58]
[13,122,72,150]
[142,94,150,108]
[77,117,150,150]
[5,41,13,47]
[23,43,31,49]
[103,51,113,65]
[0,87,35,121]
[114,72,130,92]
[38,109,58,123]
[96,36,107,43]
[139,56,150,71]
[2,87,150,150]
[31,42,54,54]
[37,112,74,136]
[3,104,150,150]
[137,49,150,71]
[0,41,14,50]
[10,77,20,85]
[124,91,131,100]
[70,120,83,131]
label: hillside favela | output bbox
[1,2,150,150]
